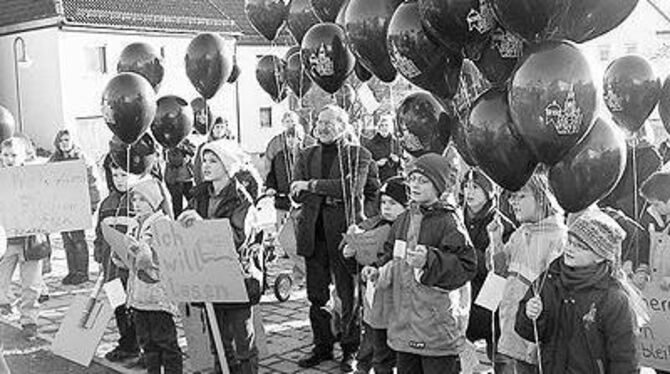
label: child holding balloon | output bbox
[487,171,567,374]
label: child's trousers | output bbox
[396,352,460,374]
[133,309,183,374]
[357,322,395,374]
[0,242,41,325]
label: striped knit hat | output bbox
[569,208,626,263]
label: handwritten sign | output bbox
[0,161,92,237]
[101,223,136,268]
[153,219,248,303]
[640,283,670,371]
[344,225,391,266]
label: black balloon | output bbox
[450,119,479,167]
[287,0,321,45]
[311,0,347,22]
[109,133,158,175]
[509,40,596,166]
[344,0,402,83]
[227,64,241,83]
[245,0,291,41]
[117,43,164,91]
[0,106,15,143]
[491,0,638,43]
[185,33,232,99]
[301,23,355,94]
[549,117,627,213]
[603,55,661,134]
[151,96,193,149]
[354,60,372,82]
[659,77,670,136]
[387,1,463,99]
[472,28,524,87]
[396,92,452,157]
[453,60,491,118]
[465,88,537,191]
[256,55,288,103]
[101,73,157,144]
[285,52,312,98]
[418,0,495,53]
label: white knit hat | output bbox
[201,139,246,177]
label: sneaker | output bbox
[38,294,49,303]
[21,323,37,338]
[105,347,140,362]
[0,304,12,315]
[340,351,356,373]
[68,273,89,286]
[297,351,334,368]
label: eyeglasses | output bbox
[407,174,431,185]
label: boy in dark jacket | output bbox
[374,153,477,374]
[517,208,642,374]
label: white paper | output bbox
[393,240,407,259]
[475,272,507,311]
[103,278,127,309]
[365,279,376,307]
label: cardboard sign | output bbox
[475,272,507,311]
[344,225,391,266]
[101,223,137,268]
[0,160,92,237]
[153,219,248,303]
[639,282,670,371]
[52,295,114,367]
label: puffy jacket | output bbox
[378,202,477,356]
[516,260,639,374]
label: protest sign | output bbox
[344,225,391,266]
[101,223,136,268]
[0,160,92,237]
[475,272,507,311]
[153,219,248,303]
[640,282,670,371]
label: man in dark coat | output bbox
[291,105,376,372]
[362,110,401,184]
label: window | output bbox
[84,46,107,73]
[260,107,272,128]
[598,45,610,62]
[625,42,637,54]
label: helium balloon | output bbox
[0,106,16,142]
[450,119,479,167]
[101,72,157,144]
[117,42,164,91]
[465,88,537,191]
[549,117,626,213]
[335,84,357,111]
[185,33,232,99]
[603,55,661,133]
[344,0,402,83]
[396,92,452,157]
[285,52,312,98]
[472,28,524,87]
[109,133,158,175]
[354,60,372,82]
[227,64,241,83]
[491,0,638,43]
[151,96,193,149]
[190,97,212,135]
[418,0,496,53]
[311,0,347,22]
[256,55,288,103]
[287,0,320,45]
[387,1,463,99]
[245,0,291,41]
[301,23,355,94]
[659,77,670,136]
[509,40,596,166]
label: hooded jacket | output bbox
[516,259,639,374]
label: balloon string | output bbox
[631,140,640,266]
[204,97,210,136]
[337,140,351,227]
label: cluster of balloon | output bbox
[301,23,354,94]
[117,43,164,91]
[151,96,193,149]
[311,0,347,22]
[386,1,463,100]
[285,51,312,98]
[508,40,596,166]
[109,133,158,175]
[470,28,524,87]
[185,33,232,100]
[245,0,292,41]
[465,88,537,191]
[549,118,627,213]
[101,72,157,145]
[256,55,288,103]
[418,0,494,54]
[0,106,16,143]
[491,0,638,43]
[343,0,402,84]
[603,55,661,133]
[287,0,321,44]
[396,92,453,157]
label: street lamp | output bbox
[13,37,31,132]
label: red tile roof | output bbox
[211,0,294,45]
[0,0,61,28]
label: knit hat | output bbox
[408,153,458,196]
[201,139,246,177]
[131,178,165,211]
[380,176,409,206]
[569,208,626,263]
[463,169,496,200]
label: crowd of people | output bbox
[0,101,669,374]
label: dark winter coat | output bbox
[265,148,294,211]
[362,133,401,183]
[516,260,639,374]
